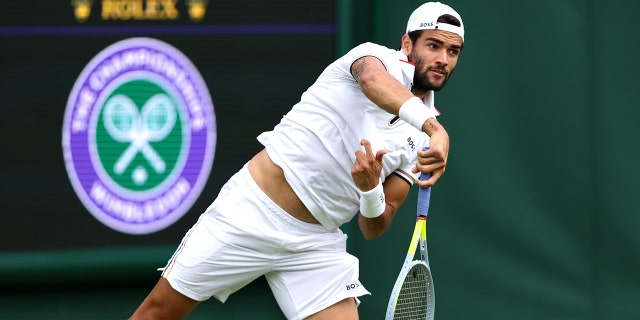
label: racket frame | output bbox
[385,216,435,320]
[385,167,435,320]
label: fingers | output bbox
[375,149,387,162]
[360,139,374,158]
[418,147,445,163]
[415,168,444,188]
[413,145,447,188]
[414,156,446,175]
[415,161,445,174]
[357,139,386,163]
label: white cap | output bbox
[406,2,465,42]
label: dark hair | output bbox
[407,14,462,44]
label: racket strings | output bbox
[393,265,431,320]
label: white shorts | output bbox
[161,163,371,319]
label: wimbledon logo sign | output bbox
[62,37,216,234]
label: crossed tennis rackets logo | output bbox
[103,93,177,184]
[63,37,216,234]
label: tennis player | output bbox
[130,2,464,319]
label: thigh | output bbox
[266,242,370,319]
[130,277,199,320]
[305,297,358,320]
[163,191,282,302]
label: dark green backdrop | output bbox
[1,0,639,319]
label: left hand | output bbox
[412,128,448,188]
[352,139,387,191]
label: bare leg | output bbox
[129,277,200,320]
[305,298,359,320]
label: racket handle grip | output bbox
[417,147,432,217]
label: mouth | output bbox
[428,68,447,78]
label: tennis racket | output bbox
[385,168,435,320]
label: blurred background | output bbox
[1,0,638,319]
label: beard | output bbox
[408,51,452,92]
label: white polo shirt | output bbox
[257,42,439,231]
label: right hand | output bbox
[351,139,387,192]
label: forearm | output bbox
[352,56,414,115]
[358,204,396,240]
[353,57,439,136]
[357,175,410,240]
[359,69,415,115]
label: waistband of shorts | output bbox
[239,162,330,233]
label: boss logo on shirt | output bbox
[346,281,362,290]
[407,137,416,151]
[62,37,216,234]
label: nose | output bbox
[435,49,449,66]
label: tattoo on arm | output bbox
[351,57,367,82]
[424,118,439,135]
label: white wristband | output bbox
[359,181,385,218]
[398,97,437,131]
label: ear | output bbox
[401,34,413,56]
